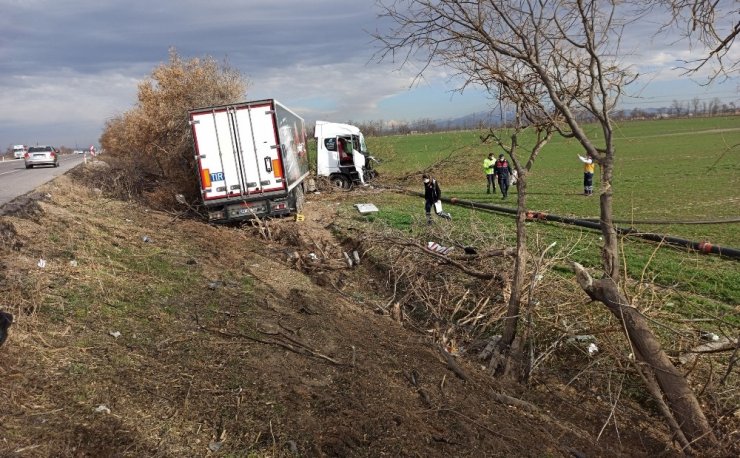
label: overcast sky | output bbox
[0,0,737,149]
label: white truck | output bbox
[189,99,310,223]
[12,145,27,159]
[314,121,377,188]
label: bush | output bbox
[99,49,247,208]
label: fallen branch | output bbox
[405,370,433,407]
[678,338,738,365]
[570,262,716,449]
[204,326,344,366]
[383,237,506,280]
[437,343,471,381]
[489,391,540,414]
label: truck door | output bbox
[191,104,285,201]
[232,104,285,194]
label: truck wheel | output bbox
[330,174,350,189]
[293,184,305,212]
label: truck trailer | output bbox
[189,99,309,223]
[315,121,377,188]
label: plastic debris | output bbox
[37,259,46,268]
[567,335,596,343]
[69,260,78,267]
[109,331,121,339]
[425,241,453,256]
[307,253,318,261]
[94,405,111,414]
[141,235,152,243]
[343,252,354,267]
[208,442,223,452]
[700,331,720,342]
[352,250,361,265]
[208,281,222,290]
[587,343,599,356]
[354,203,379,215]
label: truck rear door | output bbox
[190,101,285,202]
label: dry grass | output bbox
[0,168,736,456]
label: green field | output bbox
[358,116,740,304]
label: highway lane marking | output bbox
[0,169,21,177]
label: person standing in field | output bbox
[422,174,451,223]
[577,153,595,196]
[483,153,496,194]
[494,154,512,199]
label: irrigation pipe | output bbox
[388,187,740,260]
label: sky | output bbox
[0,0,737,149]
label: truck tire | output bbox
[293,183,305,212]
[330,173,351,189]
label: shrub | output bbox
[99,49,247,208]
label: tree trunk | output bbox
[572,264,717,449]
[492,175,528,376]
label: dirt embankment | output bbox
[0,172,684,457]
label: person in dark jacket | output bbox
[494,154,512,199]
[422,174,451,223]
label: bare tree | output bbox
[375,0,715,450]
[652,0,739,82]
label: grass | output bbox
[363,116,740,304]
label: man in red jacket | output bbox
[494,154,512,199]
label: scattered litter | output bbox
[109,331,121,339]
[343,252,354,267]
[175,194,186,204]
[352,250,361,265]
[208,441,223,452]
[463,246,477,255]
[208,281,223,290]
[94,405,111,414]
[125,219,133,223]
[425,241,453,256]
[534,274,544,282]
[37,259,46,268]
[141,235,152,243]
[354,203,379,215]
[45,193,52,199]
[307,253,318,261]
[69,260,78,267]
[567,335,596,343]
[295,213,305,222]
[700,331,720,342]
[587,343,599,356]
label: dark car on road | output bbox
[25,146,59,168]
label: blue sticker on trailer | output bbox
[210,172,225,182]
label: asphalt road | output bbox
[0,154,86,207]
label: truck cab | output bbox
[315,121,377,188]
[12,145,27,159]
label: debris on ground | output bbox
[354,203,379,215]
